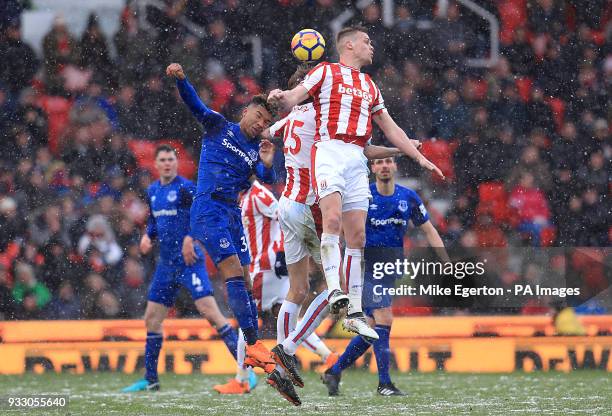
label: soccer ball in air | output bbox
[291,29,325,62]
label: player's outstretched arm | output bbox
[364,140,421,160]
[419,221,451,263]
[268,86,309,113]
[166,63,225,129]
[373,111,445,180]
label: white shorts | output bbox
[313,140,371,212]
[278,195,322,265]
[252,270,290,312]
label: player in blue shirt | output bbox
[122,145,243,392]
[322,156,449,397]
[166,63,278,372]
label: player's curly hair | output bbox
[250,94,278,119]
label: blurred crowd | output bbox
[0,0,609,320]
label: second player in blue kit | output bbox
[166,62,279,372]
[123,145,240,393]
[323,157,449,397]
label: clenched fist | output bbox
[166,63,185,80]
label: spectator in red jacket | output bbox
[509,172,552,246]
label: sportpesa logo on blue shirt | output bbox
[152,209,178,218]
[370,217,407,226]
[221,137,258,168]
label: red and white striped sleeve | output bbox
[370,78,386,115]
[301,62,328,97]
[253,187,279,219]
[269,114,289,139]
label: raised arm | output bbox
[268,85,309,113]
[166,63,225,129]
[364,140,421,160]
[373,111,444,179]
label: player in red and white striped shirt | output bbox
[264,66,414,401]
[269,26,443,345]
[240,180,285,312]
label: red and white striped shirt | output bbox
[269,103,317,205]
[301,61,386,148]
[240,180,282,275]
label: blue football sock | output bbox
[373,325,391,384]
[246,290,259,336]
[328,335,370,375]
[145,332,163,383]
[225,277,257,345]
[218,324,238,359]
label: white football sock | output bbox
[276,300,300,344]
[302,332,332,360]
[345,248,364,315]
[235,329,249,382]
[321,233,342,293]
[282,290,329,355]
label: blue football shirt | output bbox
[175,78,275,207]
[365,183,430,249]
[146,175,195,263]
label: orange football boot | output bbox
[213,378,250,394]
[245,340,276,373]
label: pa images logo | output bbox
[219,238,231,249]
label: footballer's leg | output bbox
[276,195,316,347]
[277,257,308,342]
[301,332,339,372]
[184,248,240,361]
[341,208,379,341]
[123,265,177,392]
[195,296,238,358]
[199,207,274,373]
[340,156,379,340]
[372,307,405,396]
[196,207,260,350]
[274,198,311,370]
[230,214,276,373]
[122,301,168,392]
[273,288,329,388]
[314,141,350,313]
[214,328,254,394]
[217,255,274,372]
[322,330,372,396]
[319,192,349,312]
[264,301,301,405]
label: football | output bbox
[290,29,326,62]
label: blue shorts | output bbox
[147,246,213,307]
[190,198,250,266]
[363,272,394,317]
